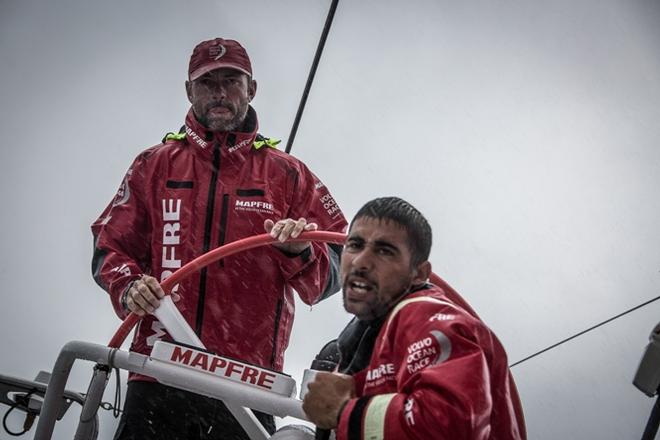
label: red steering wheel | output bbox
[108,231,347,348]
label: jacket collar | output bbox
[183,106,259,158]
[336,284,433,374]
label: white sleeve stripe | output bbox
[363,393,396,440]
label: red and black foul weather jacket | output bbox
[335,284,527,440]
[92,106,347,376]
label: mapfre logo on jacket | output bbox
[234,199,276,215]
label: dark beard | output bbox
[200,103,249,132]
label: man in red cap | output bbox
[92,37,347,439]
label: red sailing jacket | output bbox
[91,107,347,373]
[336,285,527,440]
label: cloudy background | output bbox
[1,0,660,438]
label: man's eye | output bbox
[345,242,361,250]
[377,248,394,256]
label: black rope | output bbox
[510,294,660,368]
[285,0,339,154]
[2,389,38,437]
[112,367,121,418]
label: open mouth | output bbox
[348,280,373,293]
[344,276,376,301]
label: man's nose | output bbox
[210,84,227,100]
[350,249,373,271]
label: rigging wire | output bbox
[510,294,660,368]
[285,0,339,154]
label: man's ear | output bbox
[185,80,193,103]
[412,261,432,286]
[248,79,257,102]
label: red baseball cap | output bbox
[188,38,253,81]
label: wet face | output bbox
[341,217,431,321]
[186,68,257,132]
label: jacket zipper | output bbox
[270,298,283,368]
[195,141,221,337]
[217,194,229,267]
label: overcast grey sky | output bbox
[1,1,660,439]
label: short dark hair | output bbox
[351,197,432,266]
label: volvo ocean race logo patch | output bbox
[405,331,452,374]
[319,193,340,218]
[112,170,132,206]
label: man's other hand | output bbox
[302,372,355,429]
[125,275,181,316]
[264,218,317,255]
